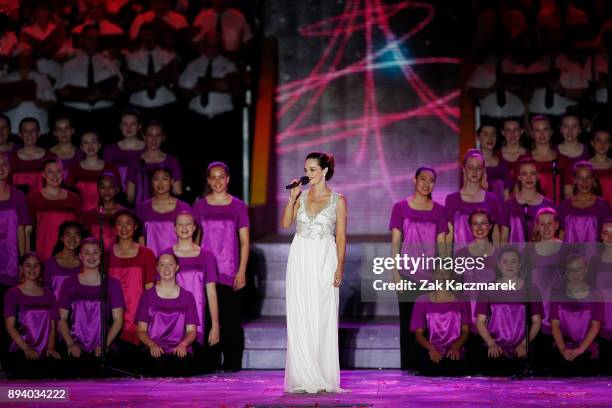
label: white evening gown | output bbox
[284,191,342,393]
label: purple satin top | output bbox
[0,187,29,286]
[591,255,612,340]
[558,198,610,246]
[388,200,449,280]
[43,257,82,301]
[192,196,249,287]
[3,287,59,354]
[444,191,501,252]
[135,286,199,354]
[103,143,145,190]
[486,160,513,205]
[502,196,555,245]
[550,291,604,355]
[476,286,544,357]
[410,294,470,354]
[58,275,125,353]
[136,199,191,257]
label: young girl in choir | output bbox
[136,253,198,377]
[126,121,182,204]
[557,112,589,199]
[592,219,612,372]
[65,130,121,214]
[445,149,502,250]
[588,128,611,204]
[558,162,610,251]
[26,159,82,261]
[410,267,470,376]
[0,115,17,153]
[3,253,61,378]
[477,121,512,204]
[103,109,145,192]
[0,152,30,288]
[389,166,448,370]
[192,162,249,371]
[527,208,565,341]
[521,115,561,203]
[499,117,527,180]
[550,253,603,375]
[165,211,219,373]
[10,117,56,194]
[49,116,82,178]
[475,248,544,374]
[82,173,124,250]
[43,221,83,300]
[58,238,125,377]
[108,210,156,362]
[136,167,191,257]
[501,158,554,244]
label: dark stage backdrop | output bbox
[266,0,461,234]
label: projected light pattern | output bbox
[271,0,460,233]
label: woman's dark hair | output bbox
[121,108,142,124]
[306,152,335,180]
[414,166,436,199]
[18,252,44,286]
[18,117,40,132]
[51,221,85,256]
[0,113,11,128]
[150,165,173,181]
[98,172,121,192]
[113,209,142,241]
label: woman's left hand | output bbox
[46,348,61,360]
[208,325,220,346]
[234,271,246,291]
[333,269,343,287]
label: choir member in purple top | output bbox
[0,115,17,154]
[43,221,83,300]
[0,152,30,288]
[550,253,604,375]
[3,253,61,378]
[389,166,449,370]
[136,167,191,257]
[126,121,182,204]
[454,210,498,334]
[58,238,125,377]
[136,253,198,377]
[103,109,145,192]
[476,247,544,375]
[445,149,502,251]
[501,158,554,245]
[477,121,512,204]
[9,117,56,194]
[526,208,565,337]
[26,159,82,261]
[592,219,612,372]
[410,268,470,376]
[49,116,82,179]
[164,211,220,373]
[557,112,589,199]
[498,117,528,181]
[558,162,611,257]
[192,162,249,371]
[588,129,612,205]
[65,131,122,215]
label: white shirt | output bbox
[193,8,253,52]
[1,70,55,133]
[55,51,123,111]
[126,47,177,108]
[179,54,236,117]
[588,52,611,103]
[129,11,188,40]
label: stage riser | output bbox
[248,242,398,318]
[242,350,401,369]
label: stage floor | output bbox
[1,370,610,407]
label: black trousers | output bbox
[600,337,612,375]
[182,110,244,199]
[215,284,244,371]
[4,351,61,379]
[414,345,466,376]
[397,287,420,370]
[549,347,602,376]
[0,284,11,372]
[141,351,194,377]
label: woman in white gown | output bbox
[281,152,347,393]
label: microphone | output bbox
[285,176,309,190]
[523,203,529,218]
